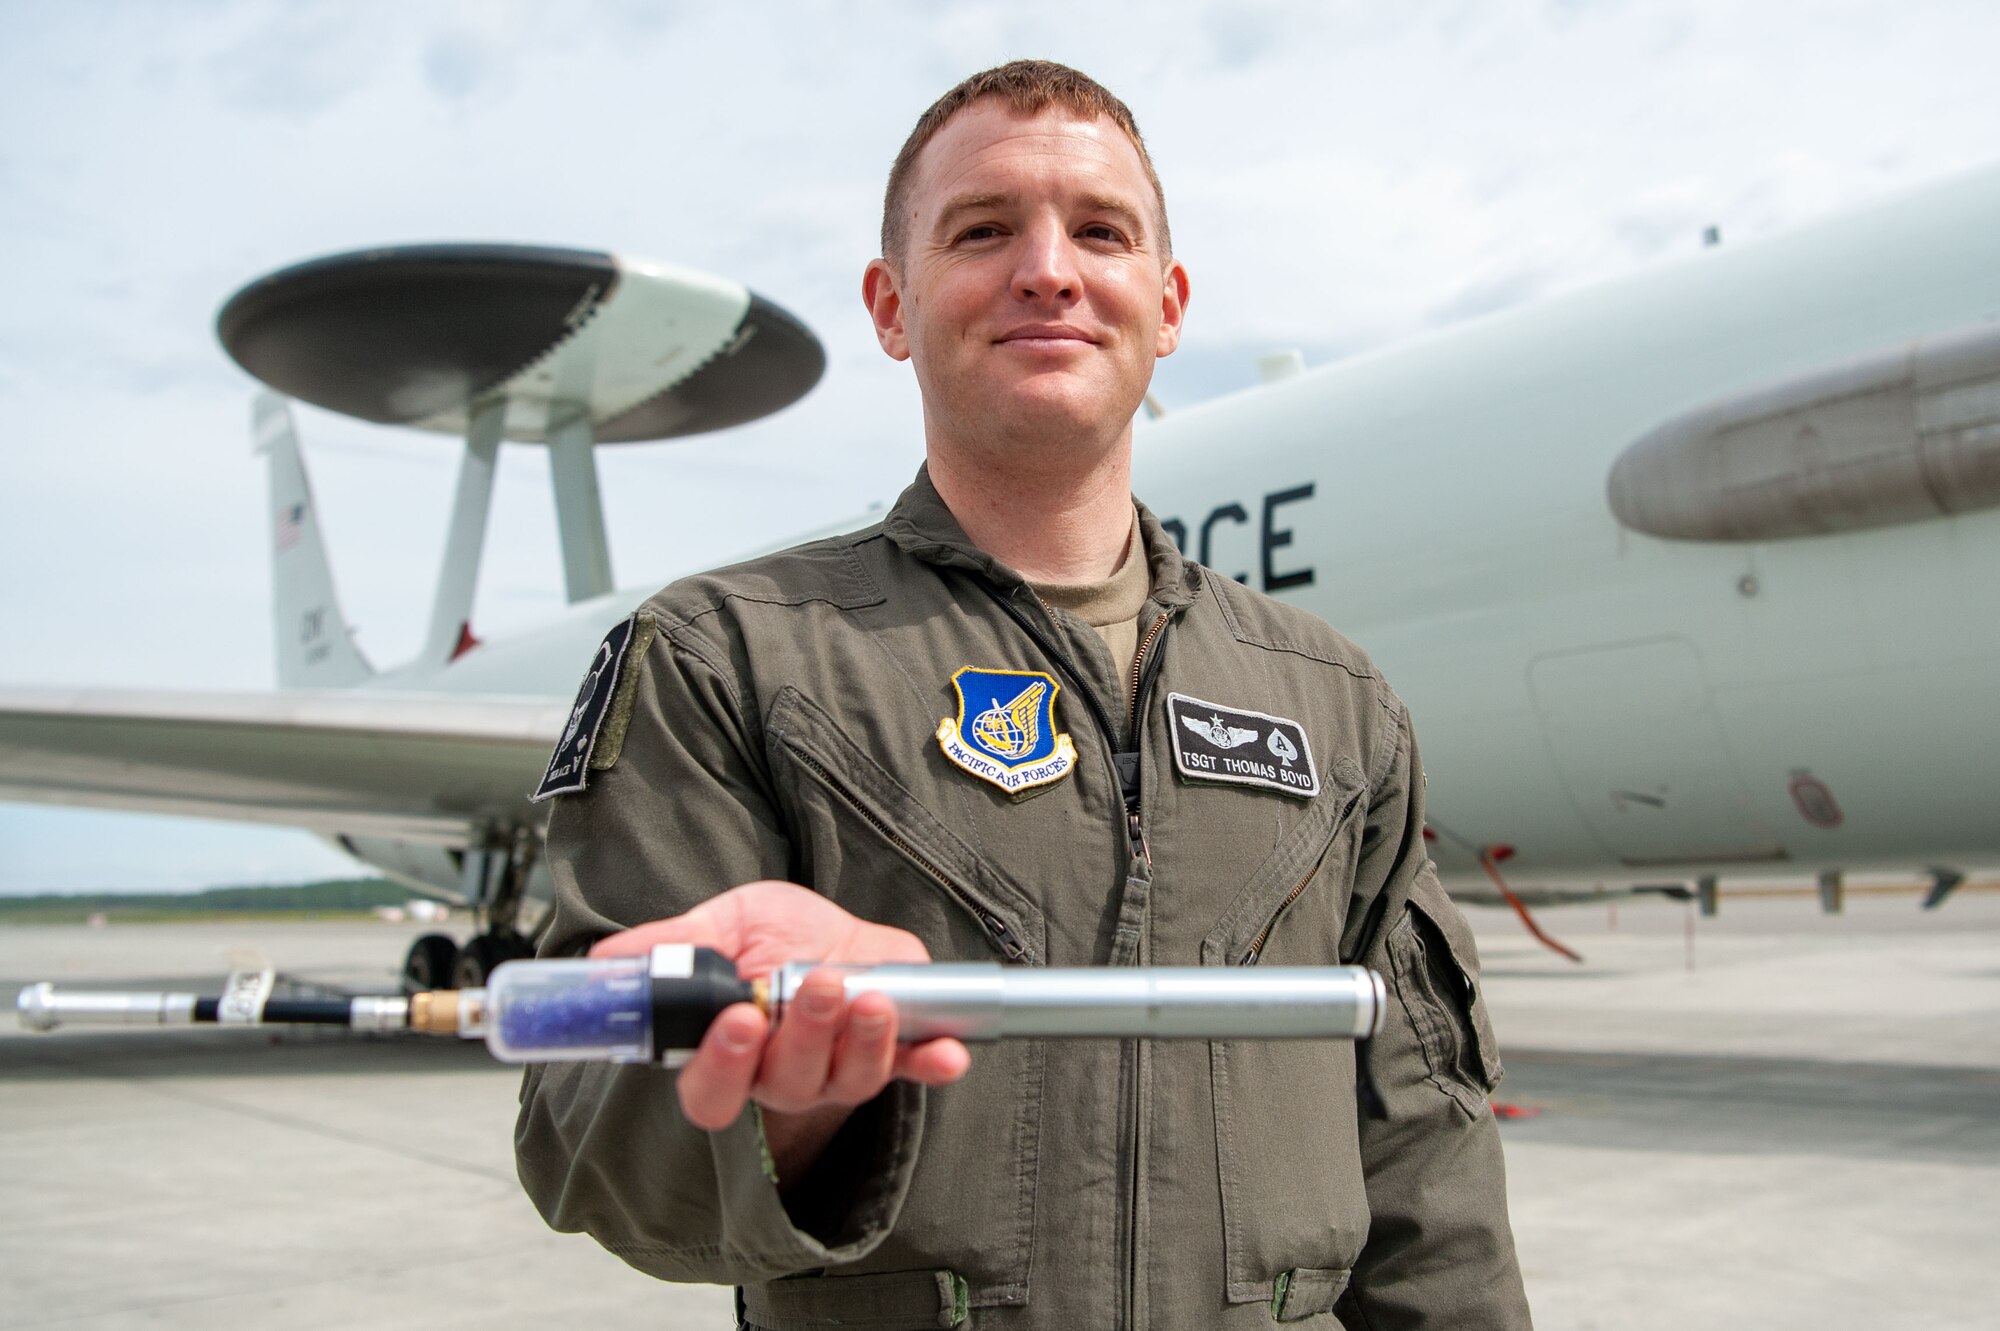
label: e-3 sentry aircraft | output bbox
[4,165,1999,987]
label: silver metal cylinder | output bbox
[16,983,198,1032]
[347,995,411,1032]
[772,964,1383,1042]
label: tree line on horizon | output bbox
[0,877,435,922]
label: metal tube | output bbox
[17,983,198,1031]
[21,954,1387,1053]
[347,996,413,1032]
[16,983,412,1034]
[772,963,1384,1042]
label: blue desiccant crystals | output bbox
[486,959,652,1063]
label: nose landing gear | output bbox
[402,932,460,992]
[399,824,541,993]
[451,929,535,988]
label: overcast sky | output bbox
[4,0,1998,892]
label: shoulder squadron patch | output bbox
[937,667,1076,795]
[1166,692,1319,799]
[531,613,651,802]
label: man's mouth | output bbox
[996,324,1096,347]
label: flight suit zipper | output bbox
[785,746,1028,961]
[1241,788,1366,965]
[983,584,1173,1328]
[1241,863,1319,965]
[1120,612,1167,1330]
[1124,613,1169,866]
[983,589,1167,836]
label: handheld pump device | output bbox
[18,945,1386,1064]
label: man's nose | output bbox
[1012,221,1079,302]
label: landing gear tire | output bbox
[402,933,460,993]
[452,930,534,989]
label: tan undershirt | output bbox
[1026,516,1152,710]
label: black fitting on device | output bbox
[649,947,756,1058]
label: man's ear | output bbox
[1155,258,1191,358]
[862,259,910,361]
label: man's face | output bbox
[864,99,1189,458]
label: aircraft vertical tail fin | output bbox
[254,393,374,688]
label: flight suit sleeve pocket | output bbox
[1386,888,1504,1116]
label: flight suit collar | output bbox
[882,462,1201,609]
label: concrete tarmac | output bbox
[1480,888,2000,1331]
[2,891,1996,1329]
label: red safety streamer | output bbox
[1478,848,1585,964]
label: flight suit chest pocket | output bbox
[1201,772,1371,1307]
[1198,758,1367,970]
[763,687,1042,963]
[761,688,1044,1309]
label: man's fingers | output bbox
[680,987,966,1130]
[894,1037,972,1088]
[821,992,898,1105]
[675,1003,766,1130]
[598,892,967,1122]
[753,970,844,1111]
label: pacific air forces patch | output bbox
[937,667,1076,795]
[1166,692,1319,798]
[531,613,655,801]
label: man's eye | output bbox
[1080,224,1124,243]
[960,224,1001,242]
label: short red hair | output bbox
[880,59,1170,269]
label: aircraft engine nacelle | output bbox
[1608,322,2000,542]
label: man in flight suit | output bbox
[516,60,1533,1330]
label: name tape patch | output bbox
[1166,692,1319,799]
[938,667,1076,795]
[532,614,638,802]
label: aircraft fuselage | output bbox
[364,166,2000,898]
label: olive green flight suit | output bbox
[516,467,1533,1330]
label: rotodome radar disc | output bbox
[217,243,824,443]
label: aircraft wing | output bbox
[0,688,565,844]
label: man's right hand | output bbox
[588,881,972,1178]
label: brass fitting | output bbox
[408,990,463,1035]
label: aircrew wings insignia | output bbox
[1181,714,1259,749]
